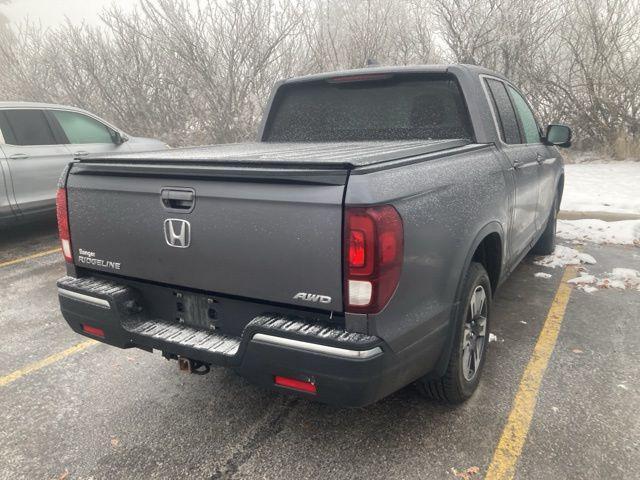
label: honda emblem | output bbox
[164,219,191,248]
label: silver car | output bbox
[0,102,167,223]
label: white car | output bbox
[0,102,167,223]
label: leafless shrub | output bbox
[0,0,638,157]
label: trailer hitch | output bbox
[177,356,210,375]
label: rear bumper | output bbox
[57,276,411,407]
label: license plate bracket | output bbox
[175,291,219,331]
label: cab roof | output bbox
[282,64,507,84]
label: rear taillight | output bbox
[344,205,403,314]
[56,187,73,263]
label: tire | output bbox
[532,195,559,255]
[416,262,492,404]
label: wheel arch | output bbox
[463,222,506,297]
[429,221,505,378]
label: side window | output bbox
[485,79,521,145]
[3,110,57,146]
[507,86,541,144]
[52,110,114,144]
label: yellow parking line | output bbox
[485,265,577,480]
[0,247,61,268]
[0,340,96,387]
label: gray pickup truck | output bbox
[56,65,571,407]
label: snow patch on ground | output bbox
[566,267,640,293]
[562,161,640,215]
[567,273,597,285]
[557,219,640,246]
[534,245,597,268]
[534,272,552,279]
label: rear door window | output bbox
[485,79,521,144]
[52,110,114,144]
[507,86,541,144]
[2,109,57,146]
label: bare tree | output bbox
[0,0,15,81]
[0,0,638,157]
[300,0,437,71]
[548,0,640,155]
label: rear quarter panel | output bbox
[345,146,510,355]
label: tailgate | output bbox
[66,163,347,312]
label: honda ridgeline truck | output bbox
[56,65,571,406]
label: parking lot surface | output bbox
[1,221,638,479]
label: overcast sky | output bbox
[2,0,140,28]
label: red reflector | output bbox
[81,324,105,338]
[274,375,317,394]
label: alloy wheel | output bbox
[462,285,488,381]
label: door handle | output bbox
[74,151,90,158]
[512,159,524,169]
[536,153,544,164]
[161,188,195,211]
[8,153,29,160]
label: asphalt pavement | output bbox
[1,220,638,479]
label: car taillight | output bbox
[56,187,73,263]
[344,205,403,314]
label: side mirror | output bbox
[544,124,572,148]
[111,130,129,145]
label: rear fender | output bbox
[427,221,505,378]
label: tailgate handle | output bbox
[161,188,195,211]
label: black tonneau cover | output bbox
[81,140,471,169]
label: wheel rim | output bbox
[462,285,487,381]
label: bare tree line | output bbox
[0,0,639,157]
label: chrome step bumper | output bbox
[57,276,383,365]
[124,320,241,357]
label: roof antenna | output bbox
[365,58,380,67]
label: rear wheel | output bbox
[417,262,491,404]
[532,195,559,255]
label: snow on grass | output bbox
[534,245,596,268]
[562,161,640,215]
[557,219,640,246]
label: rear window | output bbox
[264,74,473,142]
